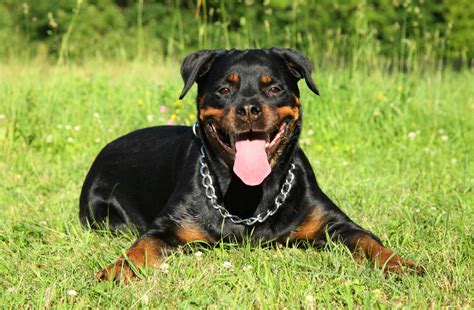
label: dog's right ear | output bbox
[179,49,226,99]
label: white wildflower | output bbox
[159,263,170,274]
[7,287,16,293]
[243,265,253,271]
[67,290,77,296]
[223,261,232,269]
[373,108,381,117]
[407,131,417,139]
[194,251,203,260]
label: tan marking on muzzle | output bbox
[198,94,206,106]
[293,95,300,107]
[199,107,224,120]
[276,106,299,121]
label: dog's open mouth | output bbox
[210,121,289,156]
[209,120,290,186]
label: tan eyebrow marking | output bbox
[260,74,272,84]
[227,73,240,83]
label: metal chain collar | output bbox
[199,145,296,226]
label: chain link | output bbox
[199,146,296,226]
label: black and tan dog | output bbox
[80,48,420,282]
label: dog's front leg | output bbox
[96,235,173,283]
[97,220,214,283]
[287,208,422,274]
[333,228,422,274]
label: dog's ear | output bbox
[270,48,319,96]
[179,49,226,99]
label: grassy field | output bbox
[0,61,472,308]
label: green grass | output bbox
[0,62,472,308]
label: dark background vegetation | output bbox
[1,0,473,69]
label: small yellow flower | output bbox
[172,101,181,108]
[136,98,144,106]
[187,113,195,120]
[171,114,177,121]
[375,91,385,102]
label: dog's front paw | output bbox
[96,258,136,284]
[382,255,424,275]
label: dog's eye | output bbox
[218,87,231,95]
[268,86,282,96]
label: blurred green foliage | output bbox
[0,0,473,68]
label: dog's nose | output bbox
[236,103,262,120]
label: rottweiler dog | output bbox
[80,48,420,282]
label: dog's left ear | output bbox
[179,49,226,99]
[271,48,319,96]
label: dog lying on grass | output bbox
[80,48,421,283]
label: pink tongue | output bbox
[233,139,271,186]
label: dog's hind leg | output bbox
[79,179,148,235]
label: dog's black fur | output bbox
[79,48,420,282]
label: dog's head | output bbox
[179,48,319,186]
